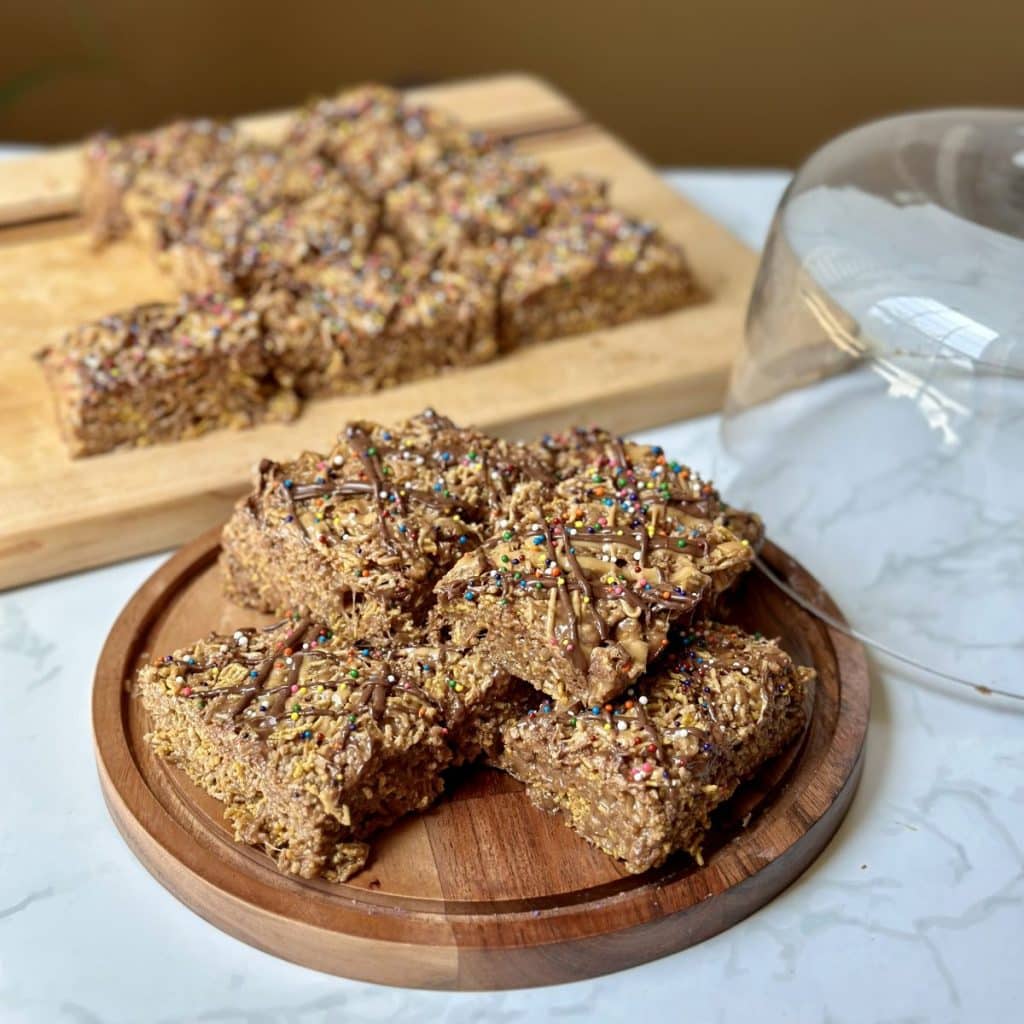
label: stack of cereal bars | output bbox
[138,411,811,881]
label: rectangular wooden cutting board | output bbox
[0,73,757,589]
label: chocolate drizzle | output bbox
[540,524,586,671]
[345,423,401,552]
[183,616,314,726]
[608,435,631,478]
[562,527,710,558]
[561,531,608,642]
[633,699,667,767]
[446,561,706,616]
[290,479,374,501]
[364,671,391,721]
[290,477,462,514]
[175,624,445,742]
[264,415,555,576]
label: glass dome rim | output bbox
[797,105,1024,165]
[749,107,1024,384]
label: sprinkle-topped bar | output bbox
[82,118,240,243]
[220,410,554,633]
[139,615,460,881]
[138,612,531,881]
[542,425,766,550]
[384,152,606,257]
[35,296,299,457]
[498,209,701,346]
[35,260,500,457]
[495,622,811,874]
[283,84,497,199]
[262,259,498,398]
[150,156,381,294]
[432,438,753,705]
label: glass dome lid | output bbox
[721,109,1024,700]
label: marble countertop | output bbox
[1,168,1020,1024]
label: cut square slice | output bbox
[499,209,702,346]
[284,84,496,200]
[161,189,379,296]
[540,426,766,550]
[261,259,497,398]
[138,615,456,881]
[432,440,753,704]
[82,118,239,242]
[117,148,380,293]
[495,622,811,874]
[384,151,606,256]
[35,295,298,457]
[220,411,555,631]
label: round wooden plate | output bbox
[93,529,868,990]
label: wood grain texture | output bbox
[0,74,757,590]
[92,532,869,989]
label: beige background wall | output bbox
[2,1,1022,167]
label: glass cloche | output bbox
[721,109,1024,700]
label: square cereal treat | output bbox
[540,426,765,550]
[119,145,287,252]
[495,622,811,873]
[284,84,495,199]
[82,118,239,243]
[161,185,380,294]
[137,615,456,882]
[260,258,497,398]
[35,296,298,457]
[384,151,606,256]
[220,411,554,631]
[499,209,701,345]
[125,151,379,293]
[432,439,753,704]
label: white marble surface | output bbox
[1,167,1021,1024]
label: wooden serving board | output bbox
[0,74,757,590]
[93,532,868,989]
